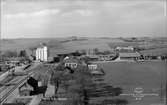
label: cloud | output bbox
[1,0,166,38]
[61,9,93,17]
[74,9,93,16]
[5,9,60,18]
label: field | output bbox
[1,37,167,57]
[97,61,167,105]
[140,48,167,56]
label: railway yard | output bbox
[0,62,41,104]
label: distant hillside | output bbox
[1,37,167,57]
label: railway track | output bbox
[0,66,35,94]
[0,71,35,104]
[0,63,41,104]
[0,76,29,103]
[0,76,22,94]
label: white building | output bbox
[115,46,134,52]
[64,57,78,69]
[86,49,96,56]
[88,64,97,70]
[36,45,48,61]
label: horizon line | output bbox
[1,36,167,40]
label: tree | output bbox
[50,57,92,105]
[103,50,111,55]
[50,70,63,95]
[60,64,92,105]
[94,48,99,55]
[19,50,27,58]
[3,50,18,57]
[29,47,36,56]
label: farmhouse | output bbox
[35,44,48,62]
[88,64,98,70]
[63,57,80,69]
[87,63,105,75]
[118,52,141,61]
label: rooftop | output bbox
[119,52,141,57]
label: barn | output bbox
[118,52,141,61]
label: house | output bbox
[35,43,48,62]
[118,52,141,61]
[87,63,105,75]
[19,77,47,97]
[19,77,38,96]
[63,57,80,69]
[88,64,97,70]
[18,82,33,96]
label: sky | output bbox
[1,0,166,39]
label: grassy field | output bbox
[1,37,167,57]
[97,61,167,105]
[140,48,167,56]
